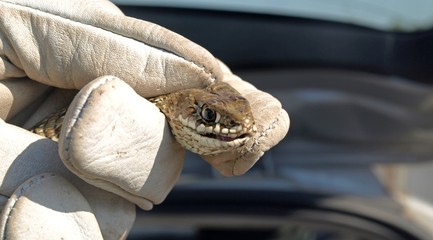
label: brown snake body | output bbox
[30,82,256,155]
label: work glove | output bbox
[0,0,290,239]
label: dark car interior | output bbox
[113,4,433,240]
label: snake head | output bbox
[157,82,256,155]
[194,86,256,142]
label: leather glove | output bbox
[0,0,290,239]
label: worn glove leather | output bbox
[0,0,290,239]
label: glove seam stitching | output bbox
[233,110,284,175]
[0,173,57,239]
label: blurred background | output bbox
[112,1,433,239]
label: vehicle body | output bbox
[112,1,433,239]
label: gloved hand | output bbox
[0,0,290,239]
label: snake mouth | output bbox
[177,115,254,141]
[174,115,256,155]
[204,133,250,142]
[216,135,236,141]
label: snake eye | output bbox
[201,106,220,123]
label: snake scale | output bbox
[30,82,256,155]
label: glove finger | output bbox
[59,76,185,210]
[1,0,221,96]
[77,182,136,240]
[0,173,103,240]
[0,119,136,239]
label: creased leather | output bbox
[59,76,184,210]
[0,0,221,96]
[0,119,135,239]
[0,173,104,240]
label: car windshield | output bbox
[112,0,433,32]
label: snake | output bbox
[29,82,256,155]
